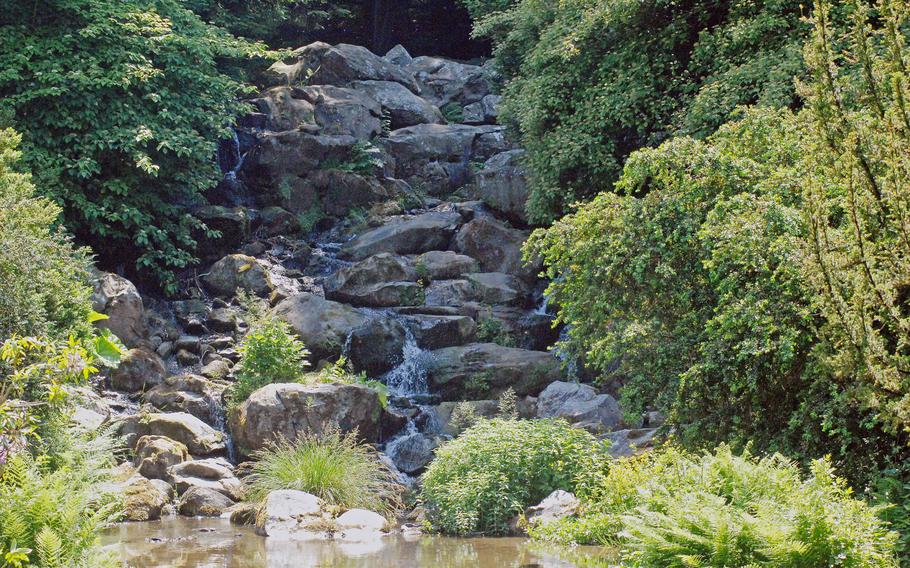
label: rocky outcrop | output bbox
[476,150,529,224]
[452,217,537,280]
[427,343,562,400]
[229,383,383,455]
[91,272,148,347]
[536,381,622,434]
[340,211,462,261]
[203,254,274,298]
[409,56,493,107]
[274,293,368,362]
[351,80,444,129]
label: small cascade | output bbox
[209,400,237,464]
[382,325,432,398]
[533,292,550,316]
[217,129,248,180]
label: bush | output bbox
[0,1,272,292]
[0,128,93,342]
[532,445,899,567]
[229,308,310,408]
[421,417,608,535]
[469,0,806,222]
[244,428,401,515]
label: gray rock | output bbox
[91,272,148,348]
[536,381,622,434]
[203,254,274,298]
[268,42,420,92]
[476,150,530,224]
[245,131,358,195]
[605,428,661,457]
[251,86,317,132]
[143,374,227,424]
[168,458,244,501]
[229,383,383,455]
[324,253,419,308]
[335,509,389,541]
[525,490,580,527]
[178,486,234,517]
[452,217,538,280]
[293,85,382,140]
[282,169,394,219]
[259,206,301,237]
[340,211,462,261]
[194,206,251,262]
[207,308,238,333]
[134,435,190,480]
[117,412,226,456]
[109,348,167,392]
[428,343,562,401]
[402,314,476,350]
[409,56,493,107]
[465,272,529,306]
[199,358,232,381]
[274,293,368,362]
[384,44,413,67]
[385,432,437,474]
[347,317,407,375]
[255,490,325,539]
[414,251,479,280]
[351,80,443,129]
[122,474,170,522]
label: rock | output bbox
[536,381,622,434]
[255,490,325,539]
[174,335,201,353]
[383,44,413,67]
[340,211,462,261]
[336,509,388,541]
[143,375,226,424]
[324,253,419,308]
[121,475,170,522]
[293,85,382,139]
[452,217,538,280]
[462,101,485,125]
[401,314,476,350]
[194,206,251,262]
[282,169,394,218]
[176,349,198,366]
[465,94,501,124]
[168,458,244,501]
[251,86,317,132]
[605,428,661,457]
[525,490,580,527]
[203,254,274,298]
[109,348,167,392]
[274,293,368,362]
[414,251,479,280]
[117,412,226,456]
[409,56,493,107]
[432,400,500,436]
[134,435,190,480]
[465,272,529,306]
[385,432,436,474]
[245,131,358,195]
[230,502,260,526]
[351,80,444,129]
[428,343,562,401]
[207,308,238,333]
[199,358,232,381]
[259,206,301,237]
[178,486,234,517]
[229,383,383,455]
[476,150,530,224]
[267,42,420,93]
[347,317,407,375]
[91,272,148,347]
[423,280,476,307]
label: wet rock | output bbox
[351,80,443,129]
[427,343,562,401]
[117,412,226,456]
[409,56,493,107]
[267,42,420,93]
[340,211,462,261]
[525,490,580,528]
[178,486,234,517]
[194,206,251,262]
[476,150,530,224]
[203,254,274,298]
[229,383,383,455]
[168,458,244,501]
[122,474,170,522]
[402,314,477,350]
[452,217,538,280]
[274,293,368,362]
[143,374,226,424]
[245,131,358,195]
[259,206,300,237]
[414,250,479,280]
[385,432,436,474]
[347,317,407,375]
[91,272,148,348]
[536,381,622,434]
[175,335,201,353]
[255,490,325,539]
[134,435,190,480]
[109,348,167,392]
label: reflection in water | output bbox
[101,518,616,568]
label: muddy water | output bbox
[102,518,616,568]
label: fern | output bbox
[34,526,62,568]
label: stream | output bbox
[101,518,617,568]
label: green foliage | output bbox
[296,204,326,234]
[0,426,122,568]
[245,428,401,515]
[300,357,389,409]
[440,102,465,124]
[532,446,898,567]
[229,307,310,408]
[872,472,910,565]
[470,0,807,222]
[421,417,608,535]
[475,317,516,347]
[0,128,93,342]
[323,141,385,175]
[0,1,273,293]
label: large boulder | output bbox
[536,381,623,434]
[340,211,462,261]
[194,206,251,261]
[384,44,413,67]
[465,272,529,306]
[324,253,420,308]
[414,250,479,280]
[385,432,437,474]
[463,94,501,125]
[109,348,166,392]
[452,217,538,280]
[267,42,420,93]
[178,486,234,517]
[251,86,317,132]
[168,458,244,501]
[229,383,383,455]
[347,317,407,376]
[401,314,476,350]
[427,343,562,400]
[133,435,190,480]
[121,474,170,522]
[255,490,326,539]
[409,56,493,107]
[274,294,368,362]
[476,150,530,224]
[245,131,358,194]
[351,80,443,129]
[281,169,394,218]
[203,254,274,298]
[91,272,147,347]
[117,412,226,456]
[292,85,382,139]
[143,374,227,424]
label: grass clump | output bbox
[421,417,607,536]
[530,445,899,568]
[244,428,401,516]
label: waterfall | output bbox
[382,325,431,397]
[217,128,248,180]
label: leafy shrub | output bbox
[300,357,389,409]
[421,417,608,535]
[0,1,272,292]
[229,308,310,408]
[245,428,401,515]
[323,141,385,175]
[0,426,122,568]
[0,128,93,341]
[532,445,898,567]
[470,0,806,222]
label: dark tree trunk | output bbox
[370,0,397,54]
